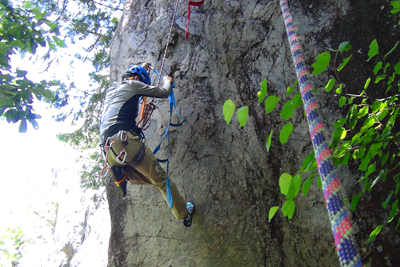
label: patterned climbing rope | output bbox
[279,1,363,266]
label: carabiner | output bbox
[105,137,115,149]
[116,150,128,164]
[100,166,110,180]
[118,131,128,142]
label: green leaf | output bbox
[45,21,58,31]
[338,41,352,53]
[336,84,343,94]
[371,100,382,113]
[381,152,390,166]
[367,39,379,61]
[375,74,385,84]
[52,36,66,47]
[317,175,322,189]
[394,60,400,75]
[334,118,346,128]
[223,99,236,124]
[265,95,281,114]
[396,216,400,231]
[365,163,376,179]
[258,79,268,104]
[279,173,292,195]
[286,80,298,97]
[46,37,56,51]
[332,127,347,147]
[237,106,249,127]
[25,1,33,9]
[359,154,372,171]
[374,62,383,75]
[280,122,293,144]
[384,41,398,58]
[370,170,386,190]
[348,97,354,105]
[382,191,393,208]
[268,206,279,222]
[392,1,400,9]
[350,193,361,211]
[325,78,335,92]
[18,119,27,133]
[339,96,346,107]
[286,174,302,200]
[388,200,398,222]
[361,116,375,132]
[280,94,302,120]
[266,130,273,152]
[357,106,369,118]
[302,171,314,196]
[312,52,331,75]
[378,108,389,121]
[300,152,315,172]
[340,152,351,165]
[368,225,383,242]
[281,200,295,219]
[337,56,351,71]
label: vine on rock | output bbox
[223,37,400,242]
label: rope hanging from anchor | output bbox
[279,1,363,266]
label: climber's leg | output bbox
[128,145,188,220]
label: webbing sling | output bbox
[280,1,363,266]
[185,0,205,39]
[152,68,184,208]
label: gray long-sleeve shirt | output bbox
[99,79,171,143]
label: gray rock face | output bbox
[107,0,399,266]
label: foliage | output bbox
[0,1,68,132]
[0,227,31,267]
[57,76,108,189]
[35,0,123,189]
[33,0,123,72]
[223,35,400,242]
[265,39,400,241]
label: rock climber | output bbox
[99,63,194,227]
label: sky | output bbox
[0,33,98,264]
[0,2,123,264]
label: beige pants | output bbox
[107,132,188,220]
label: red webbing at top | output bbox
[185,0,204,39]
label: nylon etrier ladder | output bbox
[279,1,363,266]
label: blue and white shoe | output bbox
[183,202,195,227]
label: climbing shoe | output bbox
[183,202,195,227]
[110,166,129,197]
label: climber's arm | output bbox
[132,76,172,98]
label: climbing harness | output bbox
[279,1,362,266]
[185,0,205,39]
[100,131,146,183]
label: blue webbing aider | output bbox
[151,68,184,208]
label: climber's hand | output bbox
[141,62,152,71]
[163,76,173,84]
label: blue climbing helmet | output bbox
[124,65,151,85]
